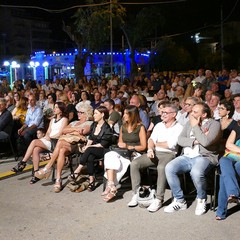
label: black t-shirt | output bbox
[66,104,78,123]
[233,123,240,143]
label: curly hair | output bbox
[75,101,93,120]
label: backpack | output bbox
[136,186,156,208]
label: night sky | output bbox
[1,0,240,47]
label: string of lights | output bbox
[0,1,186,13]
[0,0,237,40]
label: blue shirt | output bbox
[139,108,150,130]
[25,105,44,128]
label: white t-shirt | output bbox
[230,76,240,94]
[149,121,183,153]
[232,110,240,121]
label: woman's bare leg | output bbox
[32,147,44,171]
[55,147,71,180]
[45,140,71,169]
[22,139,48,163]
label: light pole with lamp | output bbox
[29,61,40,80]
[42,61,49,81]
[3,61,12,86]
[11,61,20,85]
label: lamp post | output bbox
[11,61,20,84]
[29,61,40,80]
[3,61,11,86]
[42,61,49,80]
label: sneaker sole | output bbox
[128,203,138,208]
[164,206,187,213]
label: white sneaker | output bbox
[164,198,187,213]
[147,198,162,212]
[195,198,207,216]
[128,194,138,207]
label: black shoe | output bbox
[29,176,40,184]
[11,161,26,173]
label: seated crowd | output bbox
[1,68,240,220]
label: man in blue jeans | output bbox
[164,102,221,215]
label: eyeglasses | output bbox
[78,111,85,114]
[218,107,226,110]
[162,111,175,115]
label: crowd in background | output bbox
[1,67,240,220]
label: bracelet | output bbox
[147,149,153,153]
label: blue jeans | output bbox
[216,157,240,219]
[165,155,214,201]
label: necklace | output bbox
[54,117,62,123]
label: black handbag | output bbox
[110,146,133,160]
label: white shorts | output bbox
[39,138,51,151]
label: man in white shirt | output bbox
[42,79,51,92]
[51,79,63,91]
[128,103,183,212]
[177,97,199,126]
[193,68,205,83]
[232,93,240,121]
[207,93,221,120]
[150,89,166,116]
[230,69,240,94]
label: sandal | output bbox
[68,172,81,182]
[215,216,225,220]
[101,185,111,196]
[35,167,52,180]
[228,195,239,204]
[87,180,96,192]
[54,179,62,193]
[103,186,118,202]
[11,161,26,173]
[30,176,40,184]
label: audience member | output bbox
[0,98,13,140]
[128,103,183,212]
[11,102,68,184]
[229,69,240,94]
[17,94,44,152]
[164,102,221,215]
[35,102,94,192]
[103,105,147,202]
[216,126,240,220]
[130,94,150,130]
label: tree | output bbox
[121,6,165,79]
[62,0,125,80]
[150,38,193,71]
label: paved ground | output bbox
[0,156,240,240]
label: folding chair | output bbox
[0,133,18,161]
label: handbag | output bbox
[110,146,133,160]
[136,186,156,208]
[58,134,87,144]
[223,139,240,161]
[223,149,240,161]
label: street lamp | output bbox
[29,61,40,80]
[42,61,49,80]
[3,61,12,86]
[11,61,20,84]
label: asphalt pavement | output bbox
[0,156,240,240]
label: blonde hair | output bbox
[75,101,93,120]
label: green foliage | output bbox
[72,0,125,52]
[150,38,193,71]
[122,6,164,49]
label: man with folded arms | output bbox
[164,102,221,215]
